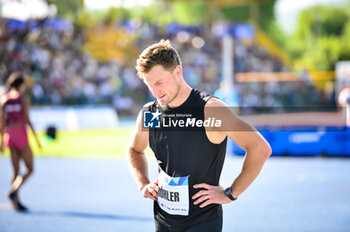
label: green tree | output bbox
[220,0,286,48]
[170,1,215,25]
[46,0,84,19]
[289,5,350,70]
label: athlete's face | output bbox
[143,65,181,106]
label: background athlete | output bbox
[127,40,272,232]
[1,72,41,211]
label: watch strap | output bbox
[224,187,237,201]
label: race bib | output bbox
[157,168,189,216]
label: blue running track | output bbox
[0,156,350,232]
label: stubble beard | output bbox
[158,80,180,109]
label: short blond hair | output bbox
[136,39,182,79]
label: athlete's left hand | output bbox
[192,183,231,208]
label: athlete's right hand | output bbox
[140,179,159,201]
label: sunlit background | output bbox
[0,0,349,231]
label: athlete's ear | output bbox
[174,65,182,79]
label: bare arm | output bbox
[127,109,158,200]
[226,122,272,199]
[22,96,41,148]
[0,98,6,151]
[193,98,272,207]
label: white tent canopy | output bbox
[0,0,56,21]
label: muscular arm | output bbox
[127,109,158,200]
[193,98,272,207]
[214,99,272,198]
[226,125,272,199]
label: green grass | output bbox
[0,126,150,158]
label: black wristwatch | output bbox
[224,187,237,201]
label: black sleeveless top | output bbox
[149,89,227,227]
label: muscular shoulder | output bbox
[205,97,227,108]
[204,96,240,128]
[143,101,156,109]
[135,101,156,131]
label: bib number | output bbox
[157,168,189,216]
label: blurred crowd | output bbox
[0,18,335,116]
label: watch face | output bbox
[225,187,236,201]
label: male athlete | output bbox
[127,40,272,232]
